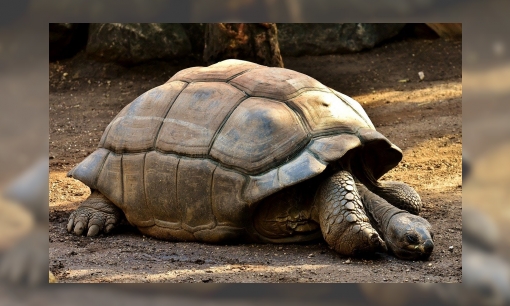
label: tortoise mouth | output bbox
[387,239,434,260]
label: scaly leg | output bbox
[67,190,123,237]
[314,170,386,256]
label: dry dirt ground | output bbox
[49,37,462,283]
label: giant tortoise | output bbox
[67,59,434,260]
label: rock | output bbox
[277,23,405,56]
[86,23,192,65]
[203,23,283,67]
[50,23,89,61]
[426,23,462,39]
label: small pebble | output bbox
[344,259,351,264]
[449,246,454,252]
[428,263,432,267]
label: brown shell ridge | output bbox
[174,157,180,222]
[181,67,264,83]
[94,150,110,188]
[168,60,263,83]
[153,219,181,229]
[251,230,323,244]
[93,128,363,178]
[242,148,328,204]
[142,152,155,225]
[83,128,369,183]
[175,156,182,226]
[119,154,124,210]
[225,67,265,82]
[102,142,316,177]
[227,82,331,101]
[152,81,190,149]
[98,121,114,148]
[138,222,225,234]
[166,68,199,83]
[100,149,240,175]
[281,99,312,136]
[138,222,216,235]
[181,223,216,233]
[208,164,219,231]
[206,94,249,156]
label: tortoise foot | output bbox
[315,170,387,256]
[67,191,123,237]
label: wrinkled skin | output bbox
[253,170,434,259]
[357,183,434,259]
[385,213,434,260]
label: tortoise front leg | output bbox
[313,170,386,256]
[67,190,124,237]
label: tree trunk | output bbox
[204,23,284,67]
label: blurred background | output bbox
[1,0,510,305]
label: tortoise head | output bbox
[386,213,434,260]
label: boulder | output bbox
[203,23,283,67]
[86,23,191,65]
[49,23,89,61]
[277,23,405,56]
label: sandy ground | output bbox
[49,37,462,283]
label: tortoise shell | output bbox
[68,59,402,242]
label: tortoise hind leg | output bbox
[314,170,387,256]
[67,190,124,237]
[253,184,320,241]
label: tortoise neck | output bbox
[356,184,404,238]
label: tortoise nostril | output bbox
[423,240,434,253]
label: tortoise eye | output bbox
[406,234,419,244]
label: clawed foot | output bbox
[67,191,122,237]
[317,170,387,256]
